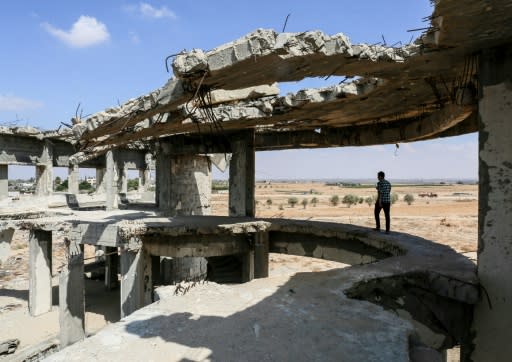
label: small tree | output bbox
[266,198,273,208]
[127,178,139,191]
[330,195,340,206]
[301,198,308,209]
[288,197,298,208]
[279,204,284,210]
[358,197,364,204]
[365,195,375,207]
[56,179,69,192]
[79,180,93,191]
[342,194,359,208]
[311,197,318,207]
[391,192,399,205]
[404,193,415,205]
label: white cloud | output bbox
[125,3,177,19]
[0,95,43,111]
[129,31,141,44]
[42,16,110,48]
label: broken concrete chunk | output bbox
[209,84,279,105]
[172,49,208,76]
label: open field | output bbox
[0,182,477,359]
[212,181,478,254]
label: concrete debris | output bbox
[0,338,19,355]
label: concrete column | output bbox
[118,166,128,194]
[35,141,53,196]
[105,150,119,210]
[0,165,8,200]
[120,246,152,318]
[161,257,207,284]
[155,149,170,212]
[229,131,257,282]
[105,247,119,290]
[229,130,255,217]
[254,232,269,279]
[95,168,106,194]
[59,241,85,347]
[0,229,14,265]
[29,230,52,316]
[471,45,512,361]
[169,154,211,216]
[68,164,79,195]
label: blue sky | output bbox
[0,1,478,180]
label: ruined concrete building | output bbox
[1,0,511,360]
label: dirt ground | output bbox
[213,182,478,255]
[0,182,477,360]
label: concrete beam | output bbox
[0,228,14,265]
[472,44,512,361]
[256,105,476,151]
[144,234,250,258]
[120,246,152,318]
[59,241,85,348]
[29,230,52,316]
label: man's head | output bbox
[377,171,385,180]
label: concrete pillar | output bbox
[120,246,152,318]
[229,130,255,217]
[35,141,53,196]
[105,150,119,210]
[29,230,52,316]
[229,131,257,282]
[0,165,7,200]
[254,232,269,279]
[105,247,119,290]
[68,164,79,195]
[471,45,512,361]
[118,166,128,194]
[95,168,106,194]
[155,149,170,212]
[161,257,207,284]
[0,229,14,265]
[169,154,211,216]
[59,241,85,347]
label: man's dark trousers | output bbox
[374,202,391,232]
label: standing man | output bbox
[374,171,391,233]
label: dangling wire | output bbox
[394,143,400,157]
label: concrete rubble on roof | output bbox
[14,211,475,361]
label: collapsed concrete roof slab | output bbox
[70,0,512,159]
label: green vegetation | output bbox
[301,198,308,209]
[127,178,139,191]
[311,197,318,207]
[404,193,415,205]
[329,195,340,206]
[79,180,93,191]
[342,194,359,208]
[391,192,399,205]
[266,199,272,208]
[288,197,298,208]
[365,195,376,207]
[55,179,68,192]
[212,180,229,191]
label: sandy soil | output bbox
[213,182,478,254]
[0,182,477,360]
